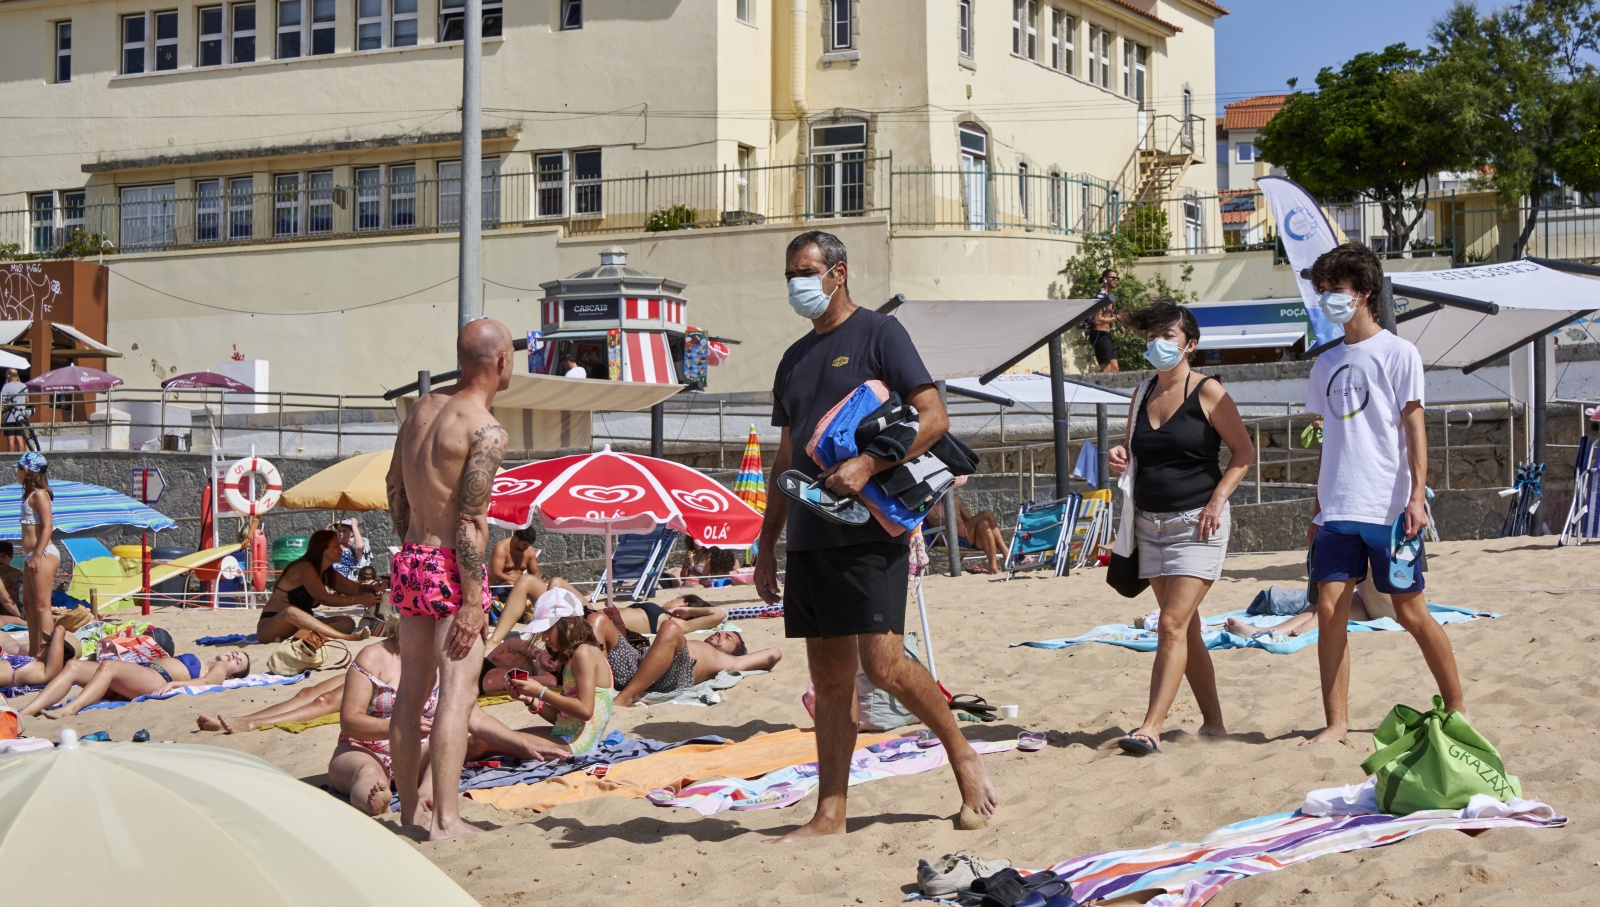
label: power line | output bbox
[108,268,457,315]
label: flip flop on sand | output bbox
[1118,734,1161,756]
[1018,731,1047,752]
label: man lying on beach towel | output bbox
[587,609,781,707]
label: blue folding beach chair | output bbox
[1003,494,1082,580]
[590,525,680,603]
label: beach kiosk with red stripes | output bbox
[534,247,695,385]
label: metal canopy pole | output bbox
[937,380,962,577]
[650,402,665,457]
[1047,335,1072,499]
[1532,335,1548,536]
[458,0,483,328]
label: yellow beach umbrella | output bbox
[280,449,392,512]
[0,731,479,906]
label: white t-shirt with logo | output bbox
[1305,329,1425,525]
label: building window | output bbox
[560,0,582,30]
[735,144,753,212]
[536,153,566,217]
[1026,0,1038,59]
[1184,194,1203,251]
[1011,0,1022,55]
[228,177,254,239]
[1018,162,1030,222]
[122,11,178,75]
[438,158,503,230]
[54,21,72,83]
[737,0,753,24]
[1182,88,1193,137]
[572,150,602,217]
[1124,39,1148,105]
[307,170,334,233]
[1236,142,1256,163]
[440,0,503,40]
[120,184,176,251]
[355,167,382,229]
[200,4,255,65]
[274,173,301,235]
[1048,171,1064,230]
[199,6,225,65]
[1052,9,1073,74]
[29,194,55,253]
[276,0,334,59]
[810,122,866,218]
[389,165,416,227]
[1088,24,1110,89]
[828,0,851,51]
[959,124,987,230]
[271,171,333,235]
[233,4,257,62]
[957,0,971,56]
[359,0,419,49]
[195,180,221,242]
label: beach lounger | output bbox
[591,526,679,603]
[1069,489,1113,569]
[921,521,989,572]
[1003,494,1081,580]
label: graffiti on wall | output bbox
[1,263,61,320]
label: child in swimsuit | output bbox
[507,589,614,756]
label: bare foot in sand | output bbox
[1300,724,1348,746]
[363,781,392,817]
[951,749,998,829]
[196,714,223,732]
[428,816,486,841]
[770,813,847,843]
[1198,721,1227,738]
[801,684,816,720]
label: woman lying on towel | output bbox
[0,625,77,691]
[592,592,729,638]
[505,589,615,757]
[257,529,380,644]
[196,673,349,734]
[18,649,251,718]
[330,632,568,816]
[587,610,782,708]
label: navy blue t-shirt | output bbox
[771,307,934,551]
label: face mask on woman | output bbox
[787,263,839,320]
[1144,338,1190,372]
[1318,290,1358,325]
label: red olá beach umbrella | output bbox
[25,366,123,393]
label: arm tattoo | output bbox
[456,423,508,604]
[386,439,411,542]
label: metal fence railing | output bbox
[7,160,1600,264]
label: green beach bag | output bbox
[1359,695,1520,816]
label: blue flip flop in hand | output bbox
[1389,514,1423,590]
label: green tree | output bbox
[1049,231,1196,372]
[1431,0,1600,257]
[1255,44,1477,253]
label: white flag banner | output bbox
[1257,176,1342,346]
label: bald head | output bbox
[458,318,513,389]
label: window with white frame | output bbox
[440,0,503,40]
[270,171,332,235]
[195,180,221,242]
[828,0,851,51]
[536,153,566,217]
[228,176,254,239]
[438,159,503,230]
[359,0,419,49]
[560,0,582,30]
[1123,39,1148,105]
[735,145,753,212]
[54,21,72,83]
[1025,0,1038,59]
[1088,24,1110,88]
[1048,171,1064,230]
[1018,162,1030,222]
[122,11,178,75]
[572,150,602,217]
[959,124,987,230]
[1011,0,1022,55]
[1052,9,1074,74]
[958,0,971,57]
[29,190,85,253]
[199,3,257,65]
[1236,142,1255,163]
[531,151,600,219]
[737,0,753,24]
[811,122,866,218]
[1182,87,1193,140]
[1184,193,1203,251]
[273,173,302,236]
[276,0,334,58]
[390,165,416,227]
[120,184,176,250]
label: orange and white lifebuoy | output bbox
[250,530,268,592]
[223,456,282,516]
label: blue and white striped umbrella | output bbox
[0,480,177,541]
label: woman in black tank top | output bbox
[1106,301,1255,757]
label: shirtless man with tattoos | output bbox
[385,318,514,840]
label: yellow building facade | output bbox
[0,0,1226,394]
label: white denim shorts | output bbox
[1134,504,1230,581]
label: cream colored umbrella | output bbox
[279,449,393,512]
[0,730,479,906]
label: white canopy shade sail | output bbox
[947,373,1130,410]
[1389,260,1599,372]
[885,297,1101,382]
[1197,329,1309,352]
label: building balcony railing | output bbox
[6,159,1600,265]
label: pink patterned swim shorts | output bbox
[390,543,492,619]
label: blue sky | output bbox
[1213,0,1465,113]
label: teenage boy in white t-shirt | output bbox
[1301,241,1465,745]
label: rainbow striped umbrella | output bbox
[0,480,177,541]
[734,425,766,513]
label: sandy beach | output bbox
[15,536,1599,906]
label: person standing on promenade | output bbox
[385,318,513,839]
[1302,241,1464,745]
[754,230,997,841]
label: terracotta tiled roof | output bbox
[1221,94,1290,132]
[1219,189,1256,226]
[1101,0,1182,32]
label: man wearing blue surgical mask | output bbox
[1301,241,1464,747]
[755,231,997,840]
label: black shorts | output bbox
[1089,331,1116,367]
[1,423,25,437]
[783,541,909,639]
